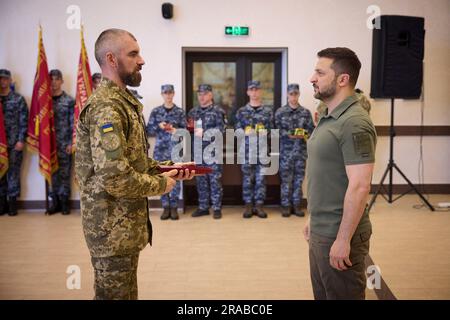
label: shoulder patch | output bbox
[102,132,121,152]
[353,132,372,157]
[101,123,114,133]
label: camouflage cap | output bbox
[161,84,174,93]
[287,83,300,93]
[49,69,63,79]
[197,84,212,92]
[92,72,102,81]
[247,80,261,89]
[0,69,11,78]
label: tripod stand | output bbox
[367,98,434,212]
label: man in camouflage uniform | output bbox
[147,84,186,220]
[47,69,75,215]
[235,80,274,219]
[129,88,143,101]
[187,84,225,219]
[92,72,102,90]
[75,29,194,300]
[0,69,28,216]
[275,83,315,218]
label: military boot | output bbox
[0,196,7,216]
[243,204,253,218]
[47,195,61,215]
[281,206,291,218]
[8,197,18,216]
[161,207,171,220]
[192,208,209,217]
[61,196,71,215]
[293,206,305,217]
[170,208,179,220]
[253,204,267,219]
[213,209,222,219]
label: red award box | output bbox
[163,123,173,132]
[158,165,213,175]
[187,118,195,132]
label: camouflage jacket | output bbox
[235,104,274,133]
[0,91,28,147]
[146,104,186,161]
[187,104,226,133]
[187,104,226,164]
[75,78,172,258]
[52,91,75,150]
[275,104,315,149]
[234,104,274,161]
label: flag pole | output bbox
[45,180,49,215]
[28,25,59,214]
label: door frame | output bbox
[181,47,289,206]
[182,47,289,112]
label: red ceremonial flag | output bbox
[27,26,58,185]
[73,26,93,147]
[0,100,8,179]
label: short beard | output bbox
[314,77,337,101]
[118,61,142,87]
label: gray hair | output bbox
[94,28,137,66]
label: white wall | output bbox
[0,0,449,200]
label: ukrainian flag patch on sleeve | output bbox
[101,123,114,133]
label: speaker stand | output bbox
[367,98,434,212]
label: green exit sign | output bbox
[225,26,249,36]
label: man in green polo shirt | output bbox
[304,47,376,300]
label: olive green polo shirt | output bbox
[306,95,377,238]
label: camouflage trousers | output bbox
[279,155,306,207]
[50,150,72,198]
[161,180,181,208]
[195,163,222,211]
[91,253,140,300]
[241,163,266,205]
[0,148,23,197]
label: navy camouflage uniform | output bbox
[188,85,225,211]
[0,87,28,199]
[146,100,186,209]
[235,100,274,205]
[51,91,75,199]
[275,84,315,208]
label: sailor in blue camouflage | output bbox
[48,69,75,214]
[187,84,225,218]
[0,69,28,216]
[92,73,102,90]
[235,81,274,208]
[146,84,186,211]
[275,83,315,216]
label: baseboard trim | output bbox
[375,125,450,136]
[369,184,450,194]
[17,200,81,210]
[16,200,183,210]
[15,184,449,210]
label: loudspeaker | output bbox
[162,3,173,19]
[370,15,425,99]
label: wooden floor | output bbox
[0,195,449,300]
